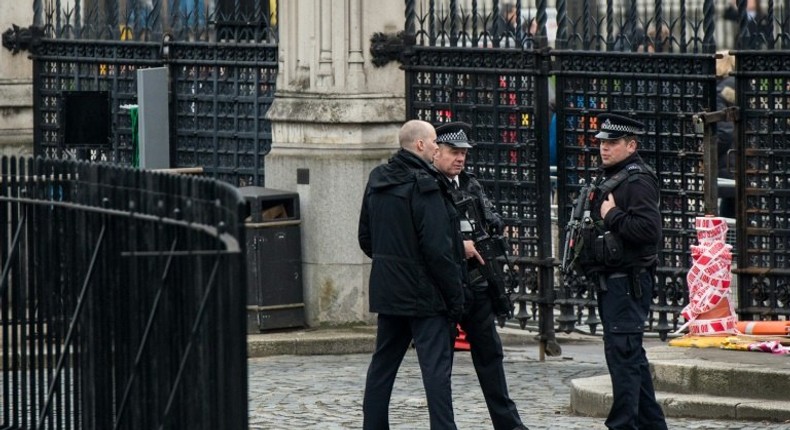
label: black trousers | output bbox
[597,271,668,430]
[363,314,457,430]
[459,289,524,430]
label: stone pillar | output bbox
[0,2,35,156]
[266,0,405,326]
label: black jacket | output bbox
[451,171,505,266]
[358,149,465,318]
[591,153,662,270]
[723,5,773,49]
[455,171,503,233]
[447,171,504,288]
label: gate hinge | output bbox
[370,31,416,68]
[692,106,740,133]
[2,24,44,55]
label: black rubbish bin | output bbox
[240,187,305,332]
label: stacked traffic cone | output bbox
[678,216,738,335]
[454,324,471,351]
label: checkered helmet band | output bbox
[600,118,642,135]
[437,129,468,143]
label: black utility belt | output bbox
[598,268,649,298]
[602,267,648,279]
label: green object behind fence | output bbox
[129,106,139,168]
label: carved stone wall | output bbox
[0,2,34,155]
[266,0,405,325]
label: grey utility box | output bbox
[240,187,305,332]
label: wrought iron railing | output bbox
[31,0,277,43]
[0,157,248,429]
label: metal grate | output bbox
[735,51,790,320]
[32,40,161,164]
[31,40,278,187]
[169,42,278,187]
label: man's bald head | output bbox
[399,120,438,163]
[399,120,433,148]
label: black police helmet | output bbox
[595,113,645,140]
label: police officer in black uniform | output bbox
[432,122,529,430]
[359,119,466,430]
[574,113,668,430]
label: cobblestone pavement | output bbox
[248,340,790,430]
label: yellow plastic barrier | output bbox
[668,336,728,348]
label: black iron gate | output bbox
[401,0,790,347]
[554,49,716,339]
[404,42,558,351]
[6,0,278,187]
[167,41,277,186]
[734,50,790,320]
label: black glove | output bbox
[448,303,464,323]
[449,321,459,339]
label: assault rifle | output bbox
[454,196,516,322]
[561,184,592,274]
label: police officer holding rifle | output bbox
[562,113,668,430]
[432,122,529,430]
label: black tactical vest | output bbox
[573,161,658,273]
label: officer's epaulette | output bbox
[625,163,643,182]
[597,162,653,194]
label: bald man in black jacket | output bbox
[359,119,465,430]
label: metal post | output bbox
[697,115,719,216]
[693,106,740,216]
[536,40,561,359]
[137,67,171,169]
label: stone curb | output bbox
[650,357,790,401]
[246,325,603,358]
[569,345,790,423]
[648,344,790,401]
[247,328,377,358]
[570,374,790,422]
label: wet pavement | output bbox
[247,339,790,430]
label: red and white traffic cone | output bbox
[454,324,471,351]
[677,216,738,335]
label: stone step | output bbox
[648,345,790,401]
[570,374,790,422]
[570,344,790,423]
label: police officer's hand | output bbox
[449,322,459,339]
[464,240,485,265]
[600,192,616,219]
[448,303,464,323]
